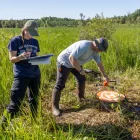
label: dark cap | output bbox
[23,20,39,36]
[95,38,108,52]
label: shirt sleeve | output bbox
[7,38,18,51]
[92,54,101,64]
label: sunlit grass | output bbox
[0,26,140,139]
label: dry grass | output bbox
[40,71,140,139]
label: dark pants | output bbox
[6,75,41,118]
[54,63,86,91]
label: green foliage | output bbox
[79,18,115,40]
[0,26,140,139]
[1,8,140,29]
[0,18,79,28]
[107,27,140,72]
[0,26,140,102]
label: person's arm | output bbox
[69,55,86,75]
[9,51,31,63]
[97,62,110,82]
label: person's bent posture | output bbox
[52,38,109,116]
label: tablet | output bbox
[22,54,54,65]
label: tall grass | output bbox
[0,26,139,139]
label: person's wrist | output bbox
[79,68,83,73]
[17,55,22,60]
[103,74,108,78]
[18,55,24,60]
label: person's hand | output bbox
[79,69,86,75]
[103,77,110,86]
[103,75,110,83]
[103,80,108,86]
[25,52,31,58]
[19,52,31,60]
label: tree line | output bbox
[0,9,140,28]
[0,17,79,28]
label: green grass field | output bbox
[0,26,140,139]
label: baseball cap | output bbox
[95,38,108,52]
[23,20,39,36]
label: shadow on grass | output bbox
[62,98,140,121]
[62,98,101,112]
[56,122,135,140]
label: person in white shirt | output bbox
[52,37,109,116]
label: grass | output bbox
[0,26,140,139]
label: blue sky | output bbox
[0,0,140,20]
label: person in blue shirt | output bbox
[52,38,110,116]
[1,20,41,129]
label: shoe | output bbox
[52,89,61,116]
